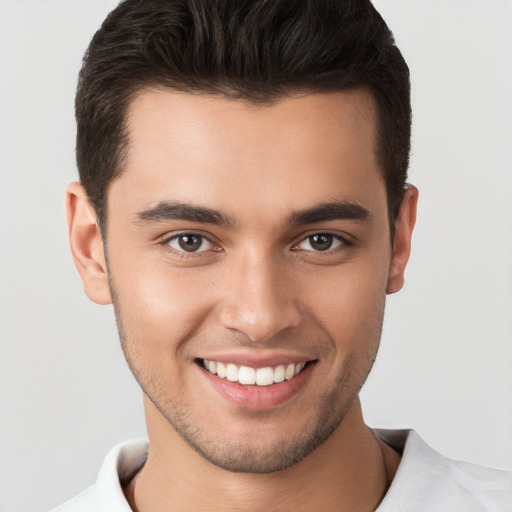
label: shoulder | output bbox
[376,429,512,512]
[49,439,148,512]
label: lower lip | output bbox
[199,363,313,410]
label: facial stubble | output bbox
[108,273,384,474]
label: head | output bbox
[75,0,411,234]
[68,0,417,474]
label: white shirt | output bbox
[51,430,512,511]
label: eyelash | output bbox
[160,231,352,256]
[291,233,351,253]
[160,232,221,256]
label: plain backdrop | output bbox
[1,1,511,510]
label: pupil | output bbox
[179,235,202,252]
[311,234,332,251]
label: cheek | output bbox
[109,255,218,351]
[300,260,388,348]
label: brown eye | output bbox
[297,233,343,252]
[168,234,212,253]
[309,234,333,251]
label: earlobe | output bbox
[387,185,418,294]
[66,182,112,305]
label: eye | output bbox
[296,233,344,252]
[167,234,213,253]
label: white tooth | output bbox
[273,365,285,383]
[203,359,209,370]
[208,361,217,375]
[238,366,256,385]
[226,363,239,382]
[285,363,295,380]
[256,367,274,386]
[217,362,226,379]
[294,362,306,376]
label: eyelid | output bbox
[170,234,212,253]
[159,230,222,254]
[291,231,353,252]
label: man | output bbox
[53,0,511,510]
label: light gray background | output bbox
[1,1,511,511]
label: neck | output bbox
[126,397,400,512]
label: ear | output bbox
[387,185,418,294]
[66,182,112,305]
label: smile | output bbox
[202,359,307,386]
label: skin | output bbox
[67,89,417,511]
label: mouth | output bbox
[198,358,311,386]
[196,355,316,409]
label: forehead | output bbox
[111,89,385,224]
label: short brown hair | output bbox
[76,0,411,233]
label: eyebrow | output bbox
[135,201,236,227]
[287,201,371,225]
[135,199,370,228]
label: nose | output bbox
[217,251,301,342]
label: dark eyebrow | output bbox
[135,200,369,227]
[287,201,371,226]
[135,201,235,227]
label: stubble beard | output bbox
[110,280,384,474]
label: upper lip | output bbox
[196,352,315,368]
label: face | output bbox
[73,89,415,473]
